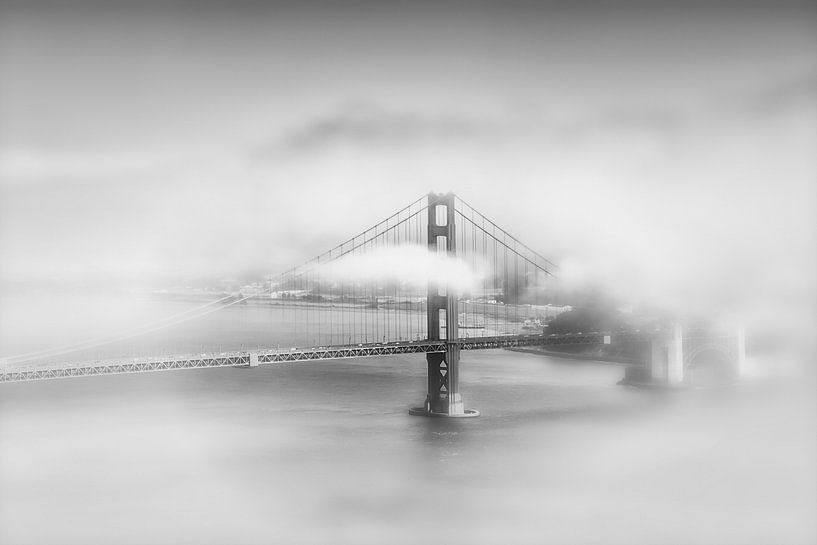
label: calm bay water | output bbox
[1,292,815,544]
[1,349,815,545]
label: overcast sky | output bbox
[1,0,815,327]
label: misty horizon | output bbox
[1,3,816,544]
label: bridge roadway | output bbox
[0,332,637,383]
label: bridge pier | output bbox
[410,192,478,418]
[623,324,745,387]
[649,323,685,385]
[409,347,476,417]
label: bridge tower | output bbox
[410,192,479,417]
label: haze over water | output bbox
[2,350,815,545]
[1,0,816,543]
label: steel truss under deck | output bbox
[0,332,629,383]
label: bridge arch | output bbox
[684,343,736,385]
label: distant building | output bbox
[239,283,267,297]
[270,289,310,299]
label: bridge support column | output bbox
[627,323,746,387]
[622,324,687,387]
[649,323,685,385]
[410,192,478,418]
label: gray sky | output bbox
[1,0,815,324]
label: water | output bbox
[1,349,815,545]
[1,292,815,543]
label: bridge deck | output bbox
[0,333,629,383]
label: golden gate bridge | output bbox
[0,192,744,416]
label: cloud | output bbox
[316,245,485,294]
[579,106,685,134]
[261,72,817,162]
[739,72,817,114]
[253,99,694,166]
[257,102,493,157]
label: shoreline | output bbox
[506,346,642,366]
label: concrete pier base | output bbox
[409,351,479,417]
[409,392,479,417]
[408,406,480,418]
